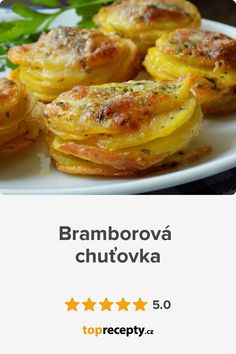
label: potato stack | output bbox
[43,78,205,176]
[94,0,201,55]
[0,78,39,156]
[144,29,236,113]
[8,28,141,103]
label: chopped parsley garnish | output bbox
[141,149,151,156]
[204,77,217,85]
[203,76,218,90]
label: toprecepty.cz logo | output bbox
[82,326,154,337]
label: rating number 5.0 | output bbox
[153,300,171,310]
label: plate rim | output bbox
[1,153,236,195]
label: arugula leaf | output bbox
[0,4,63,42]
[32,0,61,7]
[6,58,19,70]
[70,0,114,8]
[0,44,9,55]
[0,23,15,31]
[77,4,101,28]
[12,3,49,19]
[0,62,6,73]
[75,0,114,27]
[68,0,97,6]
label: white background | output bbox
[0,196,235,353]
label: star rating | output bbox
[82,298,96,311]
[116,298,130,311]
[99,298,113,311]
[65,297,148,312]
[133,298,148,311]
[65,298,79,312]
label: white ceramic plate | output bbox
[0,10,236,195]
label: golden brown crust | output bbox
[156,28,236,70]
[8,28,125,70]
[144,28,236,114]
[0,78,19,107]
[0,78,40,156]
[55,140,165,170]
[94,0,201,54]
[110,0,188,23]
[8,27,141,102]
[50,145,211,177]
[45,78,205,176]
[201,89,236,114]
[0,134,36,157]
[95,0,200,26]
[43,80,192,138]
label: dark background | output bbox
[192,0,236,26]
[1,0,236,26]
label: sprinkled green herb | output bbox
[168,40,176,45]
[204,77,217,86]
[184,39,196,48]
[141,149,151,156]
[204,76,220,91]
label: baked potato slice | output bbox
[51,102,202,171]
[44,79,206,176]
[144,29,236,113]
[94,0,201,55]
[8,27,141,103]
[0,78,40,157]
[44,78,193,141]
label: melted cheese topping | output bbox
[155,29,236,69]
[94,0,201,54]
[8,28,141,102]
[144,29,236,113]
[45,78,203,176]
[44,79,193,139]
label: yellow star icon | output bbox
[65,298,79,312]
[99,298,113,311]
[133,298,148,311]
[82,298,96,311]
[116,298,130,311]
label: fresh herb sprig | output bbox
[0,0,114,71]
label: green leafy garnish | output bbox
[0,0,114,70]
[31,0,61,6]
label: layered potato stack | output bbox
[44,79,204,176]
[3,0,235,176]
[8,27,141,103]
[144,29,236,113]
[0,78,39,156]
[94,0,201,55]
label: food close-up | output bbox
[0,77,40,156]
[8,27,141,103]
[0,0,235,194]
[94,0,201,55]
[144,28,236,113]
[1,4,236,354]
[44,79,205,176]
